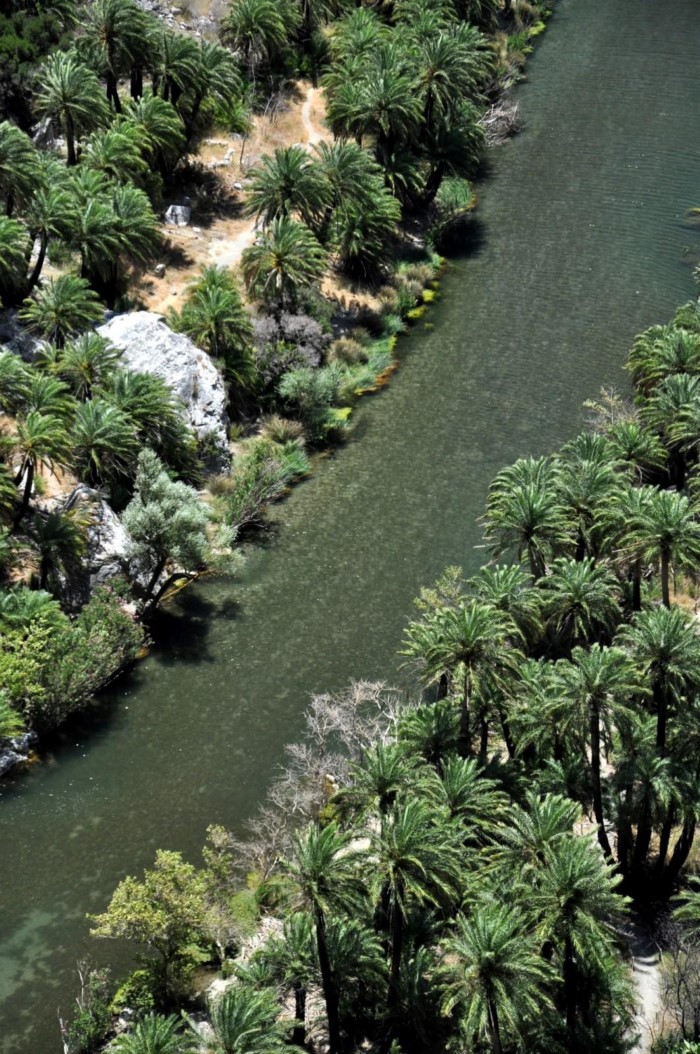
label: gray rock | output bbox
[0,732,38,779]
[0,751,25,778]
[0,309,47,362]
[164,204,191,227]
[154,263,166,278]
[98,312,229,460]
[32,116,55,148]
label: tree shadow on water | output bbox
[149,586,241,666]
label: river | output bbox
[2,0,700,1049]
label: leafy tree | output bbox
[84,0,149,113]
[36,50,110,165]
[90,849,208,997]
[257,912,316,1047]
[122,448,226,608]
[30,507,89,592]
[623,488,700,607]
[23,165,78,293]
[277,366,340,441]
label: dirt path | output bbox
[627,916,663,1052]
[301,85,325,146]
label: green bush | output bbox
[110,969,157,1020]
[277,366,342,440]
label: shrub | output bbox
[326,338,369,366]
[277,366,341,440]
[259,415,307,445]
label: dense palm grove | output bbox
[0,0,552,739]
[71,294,700,1054]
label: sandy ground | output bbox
[140,84,331,315]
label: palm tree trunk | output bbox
[590,701,613,859]
[26,233,48,293]
[487,998,503,1054]
[498,708,516,759]
[564,933,577,1040]
[458,669,472,757]
[388,890,403,1010]
[655,803,675,877]
[655,683,668,755]
[479,715,489,763]
[632,796,653,873]
[314,906,342,1054]
[661,550,671,608]
[292,983,307,1047]
[65,114,77,166]
[12,461,34,529]
[632,559,642,612]
[664,816,696,888]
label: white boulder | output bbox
[98,312,229,459]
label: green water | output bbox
[2,0,700,1048]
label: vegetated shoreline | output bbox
[67,282,700,1054]
[0,0,554,780]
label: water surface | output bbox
[2,0,700,1048]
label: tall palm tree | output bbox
[30,507,89,591]
[530,836,625,1044]
[241,218,326,311]
[440,902,554,1054]
[0,351,32,414]
[340,743,421,821]
[36,51,110,165]
[8,411,71,527]
[402,599,523,757]
[70,398,137,487]
[492,792,579,883]
[623,487,700,607]
[258,912,316,1047]
[124,90,185,174]
[468,563,543,650]
[555,453,624,561]
[170,266,254,391]
[538,557,622,656]
[552,645,642,858]
[185,41,242,136]
[149,30,200,107]
[23,168,78,294]
[85,0,150,113]
[111,1014,193,1053]
[606,419,666,482]
[0,216,30,298]
[328,187,401,277]
[374,798,461,1025]
[424,755,508,835]
[83,124,149,185]
[198,986,289,1054]
[283,823,367,1054]
[617,605,700,756]
[396,699,460,771]
[58,333,122,400]
[0,120,40,216]
[414,25,491,129]
[20,275,103,347]
[641,373,700,489]
[484,458,571,579]
[220,0,292,81]
[246,146,331,228]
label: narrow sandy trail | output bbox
[206,85,327,272]
[627,916,663,1053]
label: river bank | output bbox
[2,0,700,1049]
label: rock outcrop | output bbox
[98,312,229,461]
[0,732,38,779]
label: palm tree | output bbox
[414,25,491,129]
[0,586,64,632]
[111,1014,193,1053]
[402,599,523,757]
[440,902,554,1054]
[555,453,624,561]
[23,168,78,294]
[538,557,622,656]
[220,0,291,81]
[125,90,185,174]
[425,755,508,834]
[606,419,666,482]
[617,605,700,756]
[327,8,386,66]
[20,275,103,347]
[492,792,579,882]
[104,370,198,478]
[283,823,367,1054]
[340,743,421,821]
[533,836,626,1044]
[396,699,460,770]
[83,124,149,185]
[328,187,401,277]
[58,333,122,400]
[70,398,138,486]
[0,216,30,298]
[484,458,571,579]
[36,51,110,165]
[258,912,316,1047]
[149,30,200,107]
[30,507,89,591]
[241,218,326,311]
[0,351,32,414]
[623,487,700,607]
[453,0,500,28]
[246,146,331,229]
[552,645,642,858]
[85,0,150,113]
[185,41,242,136]
[374,798,461,1024]
[0,120,40,216]
[627,323,700,396]
[468,563,543,650]
[170,266,255,391]
[641,373,700,489]
[8,411,71,527]
[199,985,290,1054]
